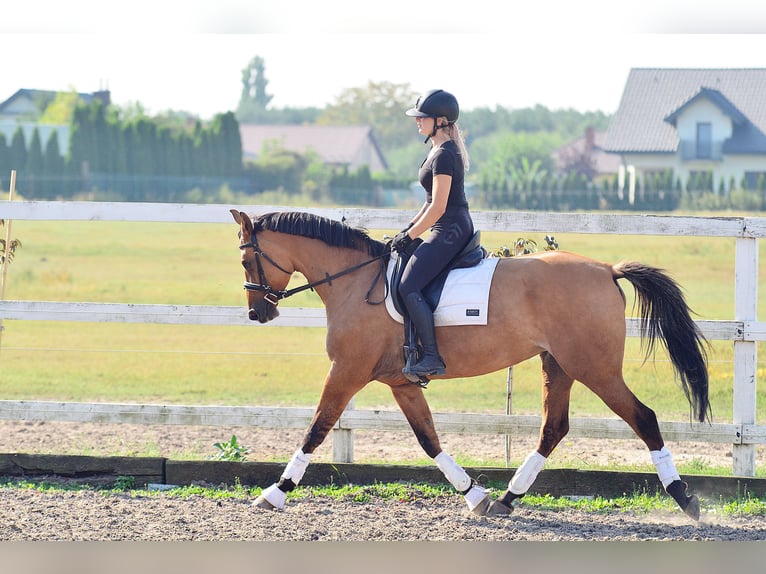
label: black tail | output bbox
[614,261,711,423]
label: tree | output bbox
[43,131,65,199]
[236,56,273,122]
[67,103,94,178]
[555,140,597,181]
[38,87,83,125]
[25,128,44,197]
[209,111,243,178]
[0,133,9,187]
[9,128,27,175]
[470,130,562,207]
[318,81,416,151]
[245,143,308,195]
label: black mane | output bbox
[253,212,387,257]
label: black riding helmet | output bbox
[405,89,459,122]
[405,89,459,141]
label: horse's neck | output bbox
[290,239,379,309]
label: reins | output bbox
[240,233,390,305]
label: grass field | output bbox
[2,213,766,425]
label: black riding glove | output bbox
[391,230,414,252]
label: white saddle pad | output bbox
[385,253,500,326]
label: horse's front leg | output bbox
[254,364,367,511]
[390,383,491,516]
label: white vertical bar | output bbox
[733,237,758,476]
[333,398,355,463]
[505,366,513,468]
[0,170,17,354]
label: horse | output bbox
[230,209,711,521]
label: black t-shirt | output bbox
[417,140,468,209]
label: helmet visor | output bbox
[405,107,430,117]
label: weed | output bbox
[209,435,249,462]
[113,475,135,491]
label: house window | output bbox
[696,123,712,159]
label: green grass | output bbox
[3,478,764,517]
[2,215,766,456]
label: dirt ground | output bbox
[2,483,766,541]
[1,420,765,541]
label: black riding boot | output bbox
[402,292,446,377]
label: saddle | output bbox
[390,231,486,387]
[390,230,486,315]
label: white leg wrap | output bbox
[259,483,287,509]
[651,446,681,488]
[464,484,489,512]
[509,451,547,495]
[282,448,311,484]
[434,451,472,492]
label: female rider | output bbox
[391,89,474,378]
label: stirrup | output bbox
[405,372,431,388]
[404,355,446,377]
[403,346,431,387]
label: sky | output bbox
[2,2,766,120]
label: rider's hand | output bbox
[391,230,414,252]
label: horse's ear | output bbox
[230,210,254,234]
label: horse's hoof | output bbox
[486,499,514,517]
[470,495,492,516]
[252,495,278,511]
[666,480,700,522]
[683,494,700,522]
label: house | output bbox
[0,88,110,121]
[552,127,622,184]
[0,88,111,155]
[603,68,766,198]
[239,124,388,173]
[1,89,390,174]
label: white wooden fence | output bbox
[1,201,764,476]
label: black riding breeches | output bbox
[398,207,474,301]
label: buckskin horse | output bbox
[230,209,710,521]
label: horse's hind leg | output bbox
[489,352,574,516]
[583,374,700,521]
[390,383,491,515]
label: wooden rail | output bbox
[1,201,764,475]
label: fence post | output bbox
[0,170,17,355]
[733,236,758,476]
[333,397,355,463]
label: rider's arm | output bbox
[409,174,451,238]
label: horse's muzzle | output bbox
[248,300,280,324]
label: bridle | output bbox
[239,231,391,306]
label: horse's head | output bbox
[230,209,294,324]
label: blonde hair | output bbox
[446,123,470,172]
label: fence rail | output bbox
[0,399,754,445]
[1,201,763,475]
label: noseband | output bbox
[239,233,293,305]
[239,232,390,305]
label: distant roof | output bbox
[553,129,622,175]
[239,124,388,171]
[664,87,748,127]
[0,88,110,118]
[604,68,766,154]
